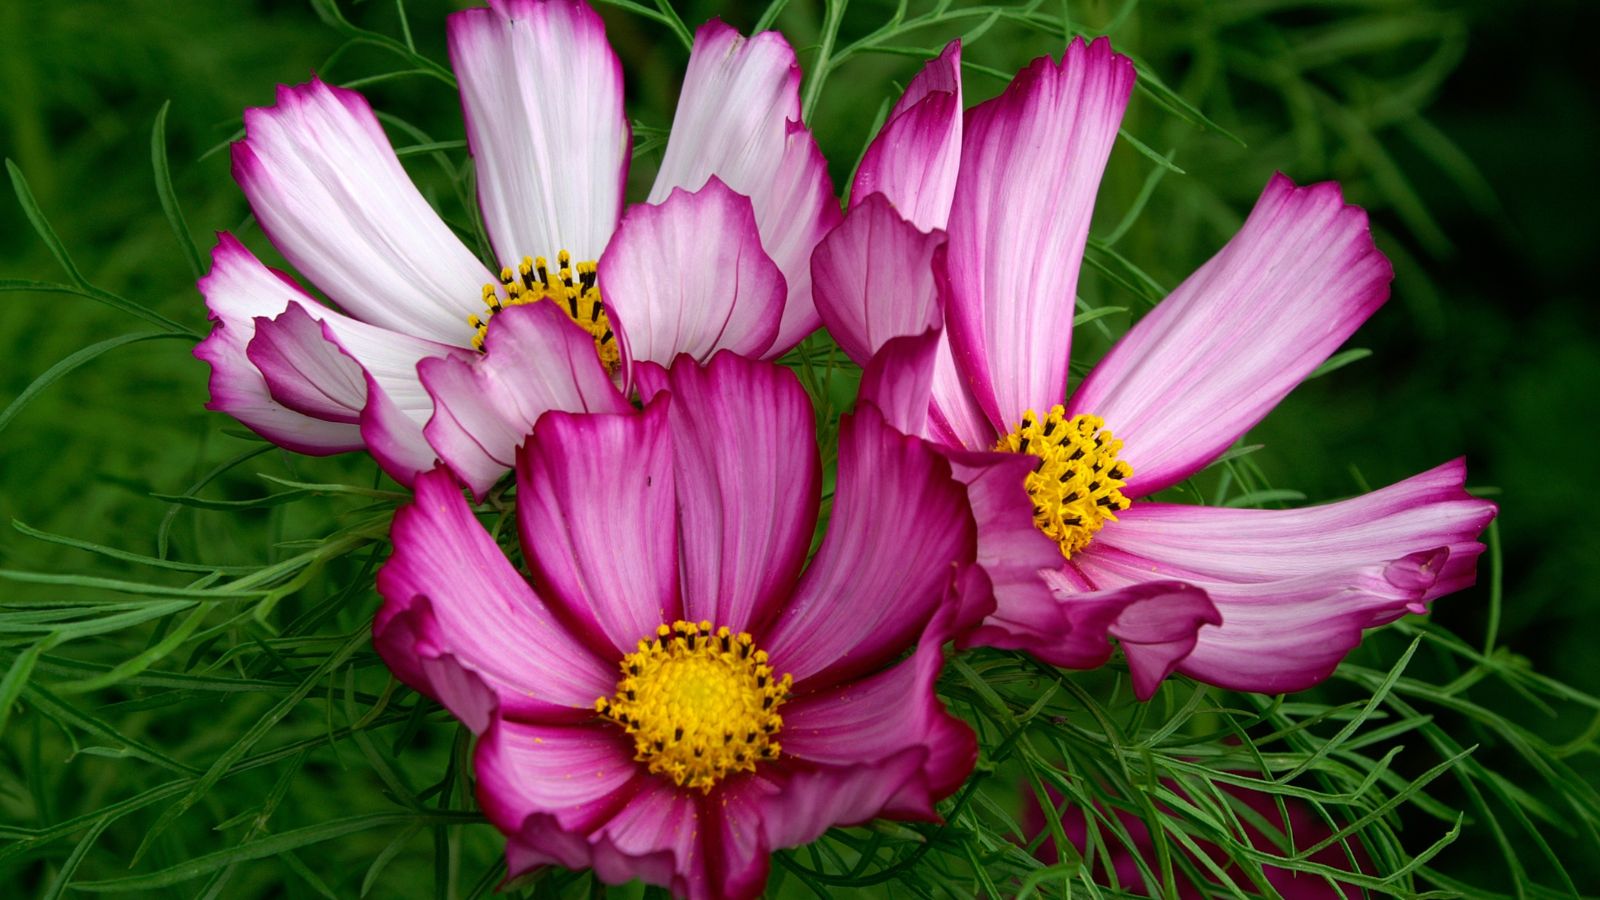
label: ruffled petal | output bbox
[1078,548,1452,694]
[1090,460,1496,600]
[640,355,819,635]
[763,403,975,688]
[648,21,840,354]
[600,179,784,368]
[943,38,1135,432]
[373,468,617,724]
[194,234,363,453]
[515,396,680,657]
[233,79,493,344]
[965,574,1220,700]
[850,40,963,231]
[418,301,629,499]
[810,193,942,366]
[1069,174,1395,496]
[448,0,629,266]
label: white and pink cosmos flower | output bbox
[374,354,988,899]
[813,37,1498,697]
[195,0,837,492]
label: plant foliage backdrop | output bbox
[1,0,1596,896]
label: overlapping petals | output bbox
[199,2,840,496]
[374,353,981,899]
[820,36,1495,697]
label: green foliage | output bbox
[1,0,1595,896]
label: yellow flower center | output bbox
[995,405,1132,559]
[595,621,792,794]
[468,250,620,374]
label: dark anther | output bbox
[674,726,684,741]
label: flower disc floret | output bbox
[996,406,1132,559]
[595,620,792,793]
[469,250,619,373]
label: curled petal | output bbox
[944,38,1135,432]
[373,468,617,724]
[1069,174,1395,496]
[233,79,492,343]
[851,40,963,231]
[601,179,784,369]
[419,301,629,499]
[810,193,942,367]
[649,21,840,354]
[857,330,940,436]
[448,0,629,266]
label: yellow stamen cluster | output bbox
[469,251,619,373]
[596,621,792,794]
[996,406,1132,559]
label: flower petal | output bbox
[600,178,784,369]
[474,719,643,843]
[857,330,940,436]
[373,468,617,724]
[448,0,629,266]
[233,78,492,343]
[648,21,840,354]
[515,396,680,657]
[964,574,1220,700]
[943,38,1134,432]
[1090,459,1496,600]
[419,301,629,498]
[641,354,819,635]
[1079,548,1451,693]
[194,234,363,453]
[850,40,963,231]
[763,403,975,688]
[1069,174,1395,496]
[810,193,942,366]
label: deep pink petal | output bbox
[764,403,975,688]
[648,21,840,354]
[1091,459,1496,600]
[810,193,943,366]
[448,0,629,267]
[857,329,940,436]
[1069,174,1395,496]
[474,718,643,841]
[515,396,680,658]
[233,79,492,343]
[944,39,1135,432]
[600,178,784,369]
[194,234,363,453]
[644,354,819,635]
[850,40,963,231]
[418,301,629,499]
[373,468,616,724]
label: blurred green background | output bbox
[2,0,1596,895]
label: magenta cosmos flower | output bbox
[813,38,1497,696]
[373,353,988,899]
[195,0,836,488]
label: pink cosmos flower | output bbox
[813,37,1497,696]
[195,0,837,488]
[373,352,989,899]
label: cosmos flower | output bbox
[195,0,836,488]
[813,37,1497,696]
[373,352,988,900]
